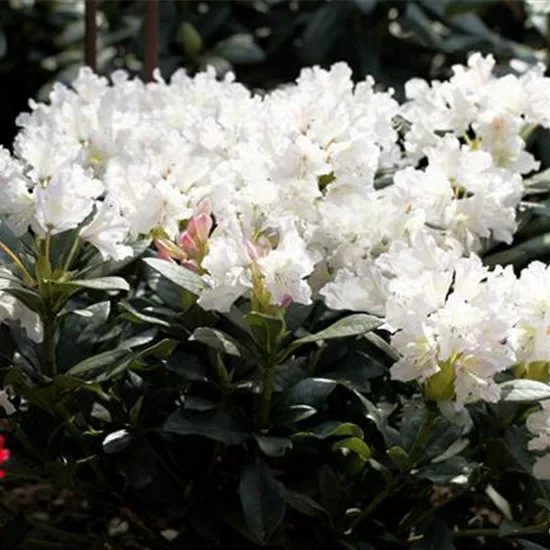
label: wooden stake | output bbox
[144,0,159,82]
[84,0,98,71]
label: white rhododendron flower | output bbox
[1,52,550,408]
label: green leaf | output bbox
[388,446,410,472]
[293,421,363,440]
[518,540,550,550]
[66,332,156,378]
[417,456,476,485]
[524,167,550,191]
[2,286,44,315]
[162,350,211,382]
[500,379,550,402]
[103,429,133,454]
[239,459,286,543]
[275,404,317,424]
[293,314,382,346]
[245,312,286,355]
[353,0,377,14]
[177,21,203,57]
[332,437,371,461]
[254,435,293,458]
[430,438,469,464]
[143,257,205,295]
[299,2,353,64]
[163,409,249,445]
[277,378,338,410]
[214,34,266,64]
[61,276,130,292]
[119,302,171,328]
[0,514,29,549]
[284,491,327,518]
[483,233,550,268]
[318,465,342,514]
[190,327,241,357]
[401,2,442,47]
[410,517,454,549]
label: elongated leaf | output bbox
[293,421,363,440]
[254,435,292,458]
[66,332,156,378]
[2,285,44,315]
[190,327,241,357]
[333,437,371,461]
[483,233,550,267]
[500,380,550,402]
[410,517,454,549]
[163,409,249,445]
[293,314,382,348]
[245,312,286,355]
[299,2,352,64]
[239,459,286,543]
[143,257,205,295]
[103,429,133,454]
[61,276,129,292]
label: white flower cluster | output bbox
[2,53,550,476]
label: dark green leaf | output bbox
[254,435,293,458]
[163,409,249,445]
[0,514,29,549]
[518,540,550,550]
[299,2,353,64]
[388,446,410,471]
[239,459,286,543]
[284,490,327,518]
[190,327,241,357]
[245,312,286,355]
[410,517,454,549]
[214,34,266,64]
[333,437,371,461]
[61,276,130,292]
[143,257,205,295]
[103,429,133,454]
[293,421,363,440]
[417,456,476,485]
[318,465,342,514]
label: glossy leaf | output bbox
[239,459,286,543]
[163,409,249,445]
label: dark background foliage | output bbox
[0,0,547,149]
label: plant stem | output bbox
[42,308,57,377]
[453,521,549,539]
[258,356,276,428]
[408,409,437,466]
[348,484,395,531]
[62,233,81,272]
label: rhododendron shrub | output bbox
[0,54,550,549]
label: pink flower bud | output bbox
[182,259,200,272]
[178,232,199,256]
[155,239,176,262]
[280,292,293,309]
[186,212,212,244]
[244,239,259,261]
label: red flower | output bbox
[0,435,9,480]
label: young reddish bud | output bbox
[178,232,199,256]
[181,259,200,272]
[280,292,293,309]
[0,435,9,480]
[186,212,212,244]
